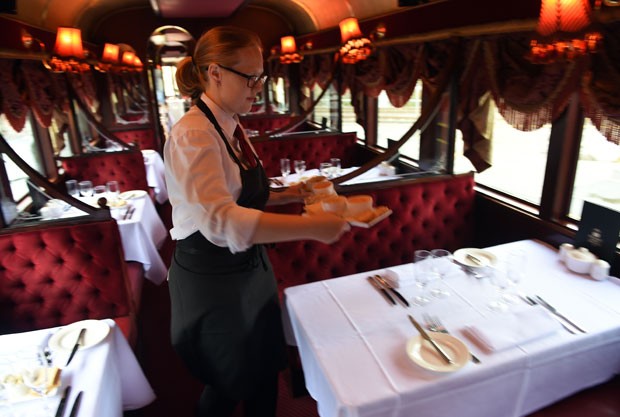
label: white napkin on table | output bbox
[382,269,415,288]
[463,306,562,352]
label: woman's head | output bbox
[176,26,265,116]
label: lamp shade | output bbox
[339,17,363,43]
[537,0,592,36]
[122,51,136,66]
[101,43,119,63]
[280,36,297,54]
[53,27,84,58]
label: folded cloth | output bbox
[463,307,562,352]
[382,269,416,288]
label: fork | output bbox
[423,313,481,364]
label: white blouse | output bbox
[164,94,262,253]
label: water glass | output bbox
[106,180,120,201]
[280,158,291,177]
[330,158,341,176]
[93,185,106,196]
[320,162,332,178]
[429,249,452,298]
[65,179,79,197]
[78,180,93,197]
[412,250,436,306]
[486,268,511,312]
[294,160,306,176]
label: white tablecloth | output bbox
[116,196,168,284]
[0,320,155,417]
[142,150,168,204]
[283,239,620,417]
[274,166,399,187]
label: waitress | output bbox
[164,26,350,417]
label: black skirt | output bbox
[168,241,287,399]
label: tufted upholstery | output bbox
[252,132,367,177]
[114,128,158,151]
[239,114,296,135]
[59,150,149,193]
[266,173,476,293]
[0,219,140,345]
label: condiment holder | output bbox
[560,246,609,280]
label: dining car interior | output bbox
[0,0,619,416]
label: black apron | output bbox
[168,100,286,399]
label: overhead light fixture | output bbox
[46,27,91,72]
[279,36,303,64]
[528,0,603,64]
[338,17,372,64]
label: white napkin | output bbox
[463,306,562,352]
[382,269,415,288]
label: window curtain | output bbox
[0,59,28,132]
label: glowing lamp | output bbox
[53,27,84,59]
[101,43,119,63]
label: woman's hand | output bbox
[309,212,351,244]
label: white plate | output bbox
[49,320,110,351]
[406,333,470,373]
[304,203,392,228]
[119,190,147,200]
[453,248,498,268]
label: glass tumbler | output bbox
[330,158,341,176]
[106,180,120,201]
[78,180,93,197]
[65,179,79,197]
[294,160,306,176]
[280,158,291,177]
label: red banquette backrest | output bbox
[252,132,368,177]
[59,150,149,193]
[267,173,476,292]
[0,218,140,345]
[113,128,158,151]
[239,113,296,135]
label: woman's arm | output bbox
[253,211,350,245]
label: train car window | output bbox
[341,90,364,139]
[312,84,333,127]
[474,99,551,206]
[376,81,423,161]
[0,114,45,202]
[569,118,620,219]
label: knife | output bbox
[374,275,410,307]
[466,253,485,266]
[408,315,454,364]
[54,385,72,417]
[65,328,86,366]
[534,295,587,333]
[367,276,396,305]
[68,391,83,417]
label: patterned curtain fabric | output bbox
[21,61,55,128]
[0,59,28,132]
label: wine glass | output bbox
[486,268,510,312]
[294,160,306,176]
[106,180,120,202]
[502,250,527,303]
[78,180,93,197]
[429,249,452,298]
[320,162,332,178]
[412,250,437,306]
[280,158,291,178]
[16,346,55,413]
[330,158,341,177]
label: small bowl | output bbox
[565,248,597,274]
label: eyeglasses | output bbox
[218,64,267,88]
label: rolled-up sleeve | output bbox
[165,111,262,253]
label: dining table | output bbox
[141,149,168,204]
[272,166,400,187]
[282,239,620,417]
[0,319,156,417]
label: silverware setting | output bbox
[373,275,410,307]
[54,385,72,417]
[123,206,136,220]
[423,313,481,364]
[409,315,454,364]
[68,391,83,417]
[65,328,86,366]
[367,276,396,305]
[532,295,587,334]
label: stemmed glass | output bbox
[280,158,291,178]
[65,180,79,198]
[330,158,341,177]
[16,346,55,414]
[429,249,452,298]
[486,268,511,312]
[294,160,306,176]
[502,250,526,304]
[412,250,437,306]
[320,162,332,178]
